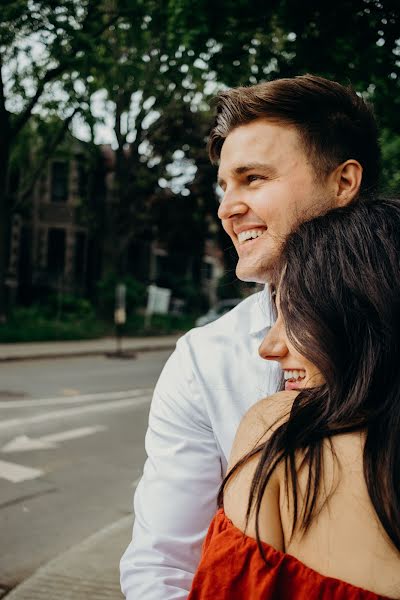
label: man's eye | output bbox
[247,175,263,183]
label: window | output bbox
[76,157,88,199]
[75,232,86,280]
[51,161,69,203]
[47,229,66,275]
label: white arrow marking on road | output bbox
[0,394,151,431]
[0,459,43,482]
[0,387,153,408]
[2,435,55,452]
[2,425,107,453]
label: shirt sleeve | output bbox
[120,334,223,599]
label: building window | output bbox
[75,232,86,281]
[47,228,66,275]
[51,161,69,203]
[76,157,88,200]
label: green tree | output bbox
[166,0,400,98]
[380,128,400,193]
[166,0,400,138]
[88,3,211,279]
[0,0,127,318]
[147,100,218,303]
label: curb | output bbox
[0,343,177,363]
[6,515,132,599]
[0,335,181,363]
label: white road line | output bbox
[0,459,43,482]
[2,426,107,452]
[0,394,152,431]
[42,425,107,443]
[0,387,153,409]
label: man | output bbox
[120,74,381,598]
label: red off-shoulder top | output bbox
[188,509,392,599]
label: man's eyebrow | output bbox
[217,162,277,187]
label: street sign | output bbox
[146,284,171,316]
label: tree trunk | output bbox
[0,138,11,321]
[0,55,12,320]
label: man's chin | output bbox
[235,261,269,284]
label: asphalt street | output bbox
[0,350,172,593]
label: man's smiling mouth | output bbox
[237,229,267,245]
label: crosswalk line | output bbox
[0,459,43,482]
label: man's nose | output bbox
[258,323,288,361]
[217,189,248,221]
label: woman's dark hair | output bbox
[218,197,400,562]
[208,74,381,197]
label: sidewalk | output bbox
[6,515,132,599]
[0,334,180,362]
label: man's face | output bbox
[217,119,335,283]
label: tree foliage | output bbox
[166,1,400,124]
[0,0,130,316]
[3,0,400,318]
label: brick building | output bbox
[14,134,224,310]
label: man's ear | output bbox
[331,159,363,207]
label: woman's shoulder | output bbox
[228,390,298,467]
[224,391,298,550]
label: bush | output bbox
[156,274,208,313]
[0,287,195,342]
[121,312,196,336]
[96,273,147,318]
[36,293,96,321]
[0,306,108,343]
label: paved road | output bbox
[0,350,172,593]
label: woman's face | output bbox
[259,291,325,391]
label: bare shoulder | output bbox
[228,390,298,470]
[223,391,297,549]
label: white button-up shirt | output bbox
[120,289,279,598]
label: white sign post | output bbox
[114,284,127,355]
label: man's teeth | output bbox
[284,369,306,381]
[237,229,265,244]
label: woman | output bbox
[188,198,400,599]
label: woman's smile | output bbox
[283,368,307,390]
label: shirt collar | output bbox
[249,284,274,336]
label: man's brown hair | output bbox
[208,74,381,195]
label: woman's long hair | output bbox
[218,197,400,561]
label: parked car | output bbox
[195,298,242,327]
